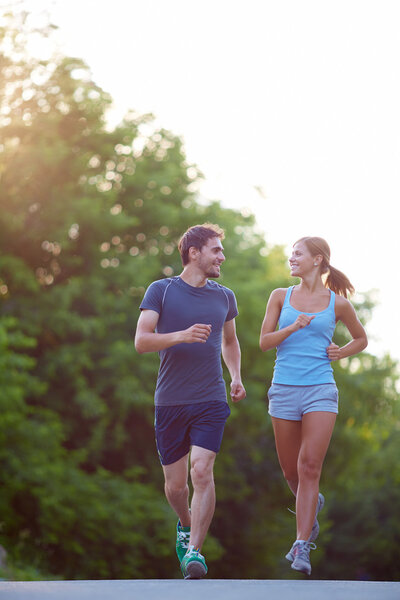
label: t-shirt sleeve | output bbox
[225,287,239,321]
[139,280,167,314]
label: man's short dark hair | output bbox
[178,223,225,266]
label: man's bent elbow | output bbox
[134,336,146,354]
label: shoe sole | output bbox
[285,549,294,562]
[291,560,311,575]
[184,561,207,579]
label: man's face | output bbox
[197,237,225,278]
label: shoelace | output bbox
[294,541,316,557]
[178,530,190,546]
[186,544,204,559]
[288,494,324,516]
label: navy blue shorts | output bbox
[154,401,231,466]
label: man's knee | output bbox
[165,479,188,497]
[190,459,214,488]
[163,455,189,495]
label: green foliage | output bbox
[0,10,399,582]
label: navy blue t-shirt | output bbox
[139,276,238,406]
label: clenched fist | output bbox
[230,380,246,403]
[326,342,341,361]
[291,314,316,331]
[182,323,212,344]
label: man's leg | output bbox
[188,445,217,550]
[162,452,191,527]
[180,402,229,579]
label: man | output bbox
[134,223,246,579]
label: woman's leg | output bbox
[271,417,302,496]
[296,411,336,540]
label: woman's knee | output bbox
[298,455,322,481]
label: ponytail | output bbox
[296,236,355,298]
[325,265,354,298]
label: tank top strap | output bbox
[282,286,294,308]
[328,289,336,310]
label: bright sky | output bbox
[8,0,400,366]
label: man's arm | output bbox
[222,318,246,403]
[134,309,212,354]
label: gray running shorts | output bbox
[267,383,339,421]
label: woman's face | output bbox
[289,241,315,277]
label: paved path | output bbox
[0,579,399,600]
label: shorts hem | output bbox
[160,441,219,466]
[268,411,301,422]
[303,407,338,415]
[269,407,338,420]
[160,449,190,466]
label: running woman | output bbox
[135,223,246,579]
[259,237,367,575]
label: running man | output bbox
[259,236,367,575]
[135,223,246,579]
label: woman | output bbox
[259,237,367,575]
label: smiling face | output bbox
[196,237,225,278]
[289,241,320,277]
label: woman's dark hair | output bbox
[178,223,225,266]
[296,236,355,298]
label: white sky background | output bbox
[7,0,400,366]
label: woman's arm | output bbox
[327,296,368,360]
[259,288,315,351]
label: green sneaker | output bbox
[180,545,208,579]
[176,520,191,563]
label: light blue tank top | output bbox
[272,286,336,385]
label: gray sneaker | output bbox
[285,540,297,563]
[291,540,316,575]
[309,493,325,542]
[286,493,324,562]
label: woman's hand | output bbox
[326,342,341,361]
[291,314,315,331]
